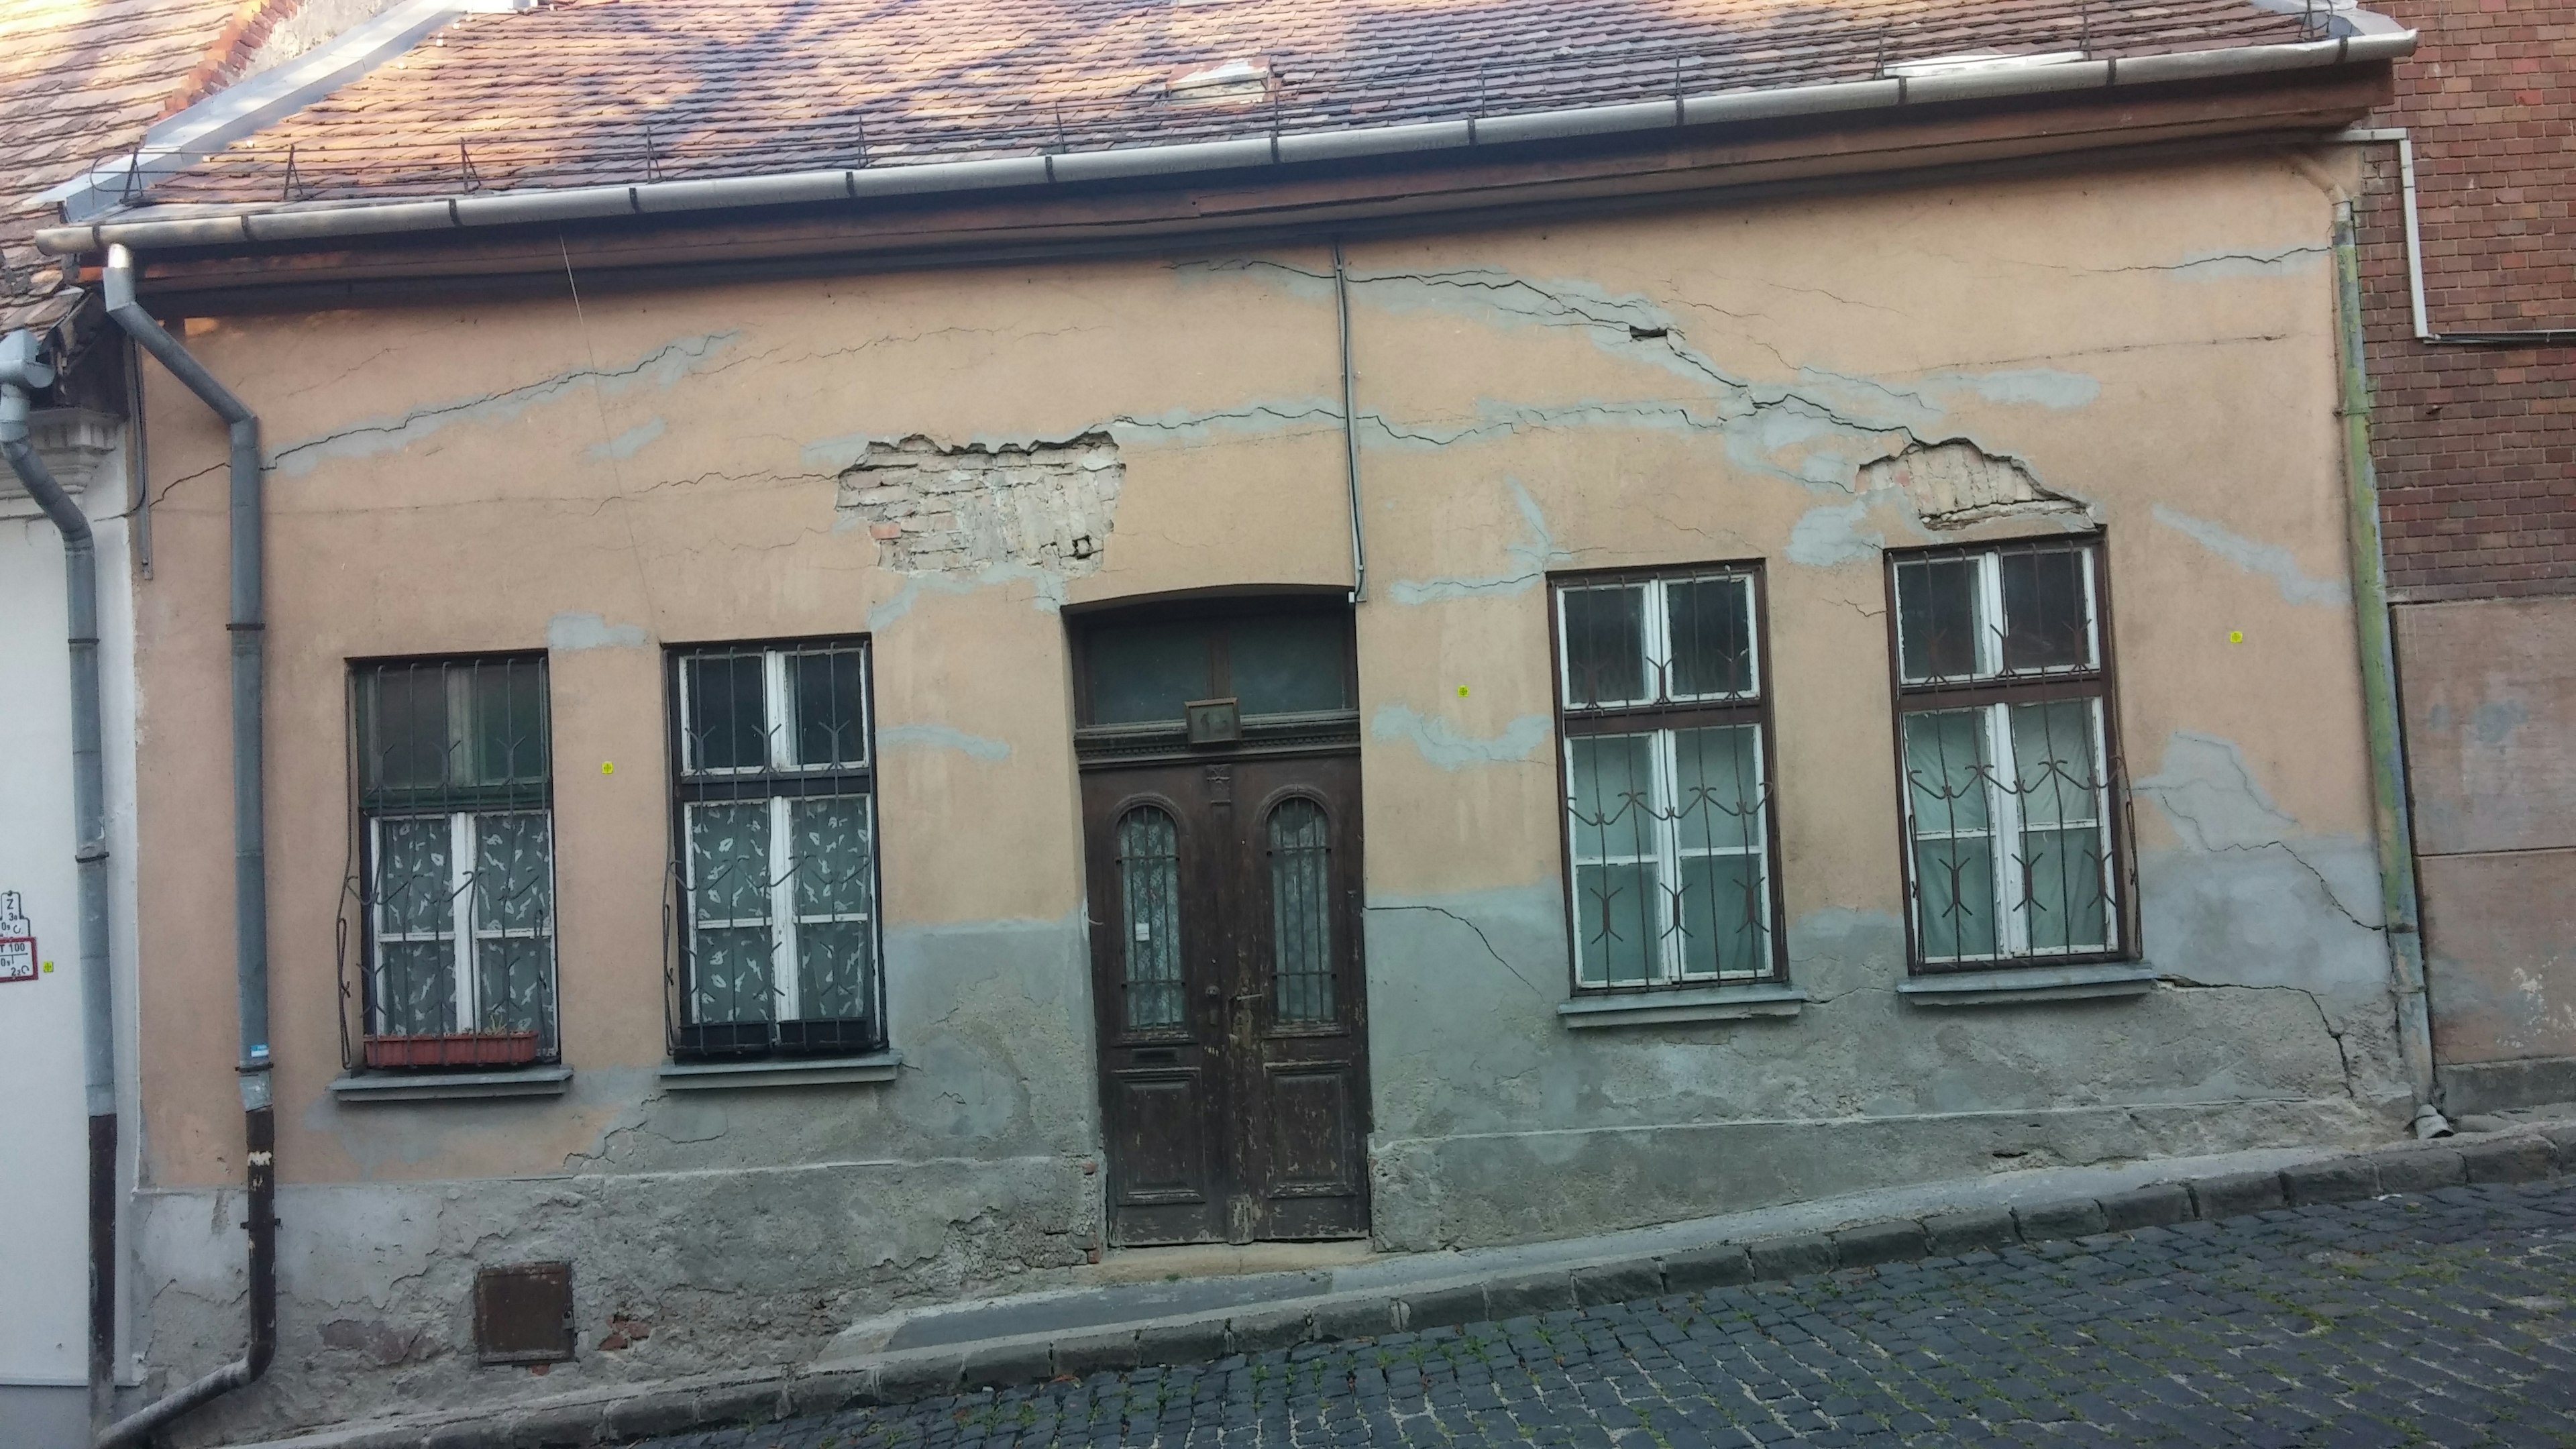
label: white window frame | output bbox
[1554,570,1778,990]
[1892,542,2122,967]
[676,642,877,1030]
[366,809,557,1033]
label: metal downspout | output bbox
[2330,205,2442,1130]
[1332,239,1366,604]
[95,246,276,1449]
[0,328,121,1433]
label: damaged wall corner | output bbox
[1864,439,2089,530]
[837,433,1122,577]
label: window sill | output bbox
[329,1065,572,1104]
[1558,983,1805,1028]
[657,1051,902,1090]
[1898,962,2158,1007]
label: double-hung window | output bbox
[672,639,882,1057]
[1552,566,1785,990]
[356,657,557,1068]
[1888,539,2125,968]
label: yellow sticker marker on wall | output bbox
[2228,631,2245,644]
[1456,685,1470,698]
[601,761,616,775]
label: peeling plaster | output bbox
[1371,705,1551,768]
[2151,504,2352,606]
[1386,479,1572,603]
[545,610,649,651]
[879,722,1011,761]
[270,332,739,477]
[587,416,667,461]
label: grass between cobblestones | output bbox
[635,1181,2576,1448]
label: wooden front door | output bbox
[1083,752,1371,1244]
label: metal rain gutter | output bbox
[93,248,276,1449]
[36,26,2418,260]
[0,328,121,1434]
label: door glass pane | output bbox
[1895,557,1982,682]
[792,649,868,767]
[372,816,453,1036]
[471,810,555,1042]
[1560,584,1647,707]
[684,653,769,771]
[1116,806,1185,1030]
[2012,700,2108,953]
[791,796,874,1020]
[1268,798,1334,1022]
[1666,577,1754,699]
[1087,623,1212,725]
[689,802,775,1024]
[2000,549,2092,672]
[1230,615,1350,716]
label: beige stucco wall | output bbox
[124,148,2409,1436]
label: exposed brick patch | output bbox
[162,0,306,117]
[2357,0,2576,603]
[835,433,1121,577]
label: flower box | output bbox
[362,1031,541,1069]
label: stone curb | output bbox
[245,1124,2576,1449]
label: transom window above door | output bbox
[1550,567,1786,992]
[1073,598,1357,765]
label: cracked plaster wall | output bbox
[119,152,2405,1436]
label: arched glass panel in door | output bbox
[1116,806,1184,1031]
[1268,798,1334,1022]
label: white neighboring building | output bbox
[0,412,140,1449]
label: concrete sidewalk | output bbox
[247,1121,2576,1449]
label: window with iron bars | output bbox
[352,656,556,1069]
[1551,565,1786,991]
[669,639,882,1058]
[1887,539,2129,969]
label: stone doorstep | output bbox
[239,1124,2576,1449]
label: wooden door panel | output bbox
[1258,1063,1358,1195]
[1110,1070,1214,1203]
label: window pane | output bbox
[789,796,876,1023]
[1913,839,1998,960]
[1902,710,1991,835]
[1268,798,1334,1022]
[468,660,549,786]
[374,942,455,1037]
[2010,701,2102,830]
[2012,700,2110,954]
[684,653,769,771]
[2000,549,2092,672]
[1566,734,1658,864]
[1116,808,1185,1030]
[471,811,555,1042]
[792,649,868,767]
[1669,726,1763,856]
[1230,616,1350,716]
[1677,854,1768,979]
[1896,557,1982,682]
[375,816,452,936]
[2021,827,2109,953]
[798,923,874,1021]
[1573,861,1660,986]
[1666,578,1754,698]
[689,802,774,1024]
[1560,585,1647,707]
[363,667,450,795]
[1087,623,1212,725]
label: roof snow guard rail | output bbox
[34,28,2416,258]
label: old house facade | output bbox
[17,0,2454,1438]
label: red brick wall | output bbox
[2355,0,2575,602]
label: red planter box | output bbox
[363,1031,540,1069]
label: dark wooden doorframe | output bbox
[1081,750,1372,1246]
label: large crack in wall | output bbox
[834,432,1123,577]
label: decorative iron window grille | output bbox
[666,639,883,1059]
[1550,565,1787,991]
[344,656,557,1070]
[1886,539,2133,970]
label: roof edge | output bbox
[39,0,534,223]
[34,22,2417,259]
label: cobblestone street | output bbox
[640,1181,2576,1449]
